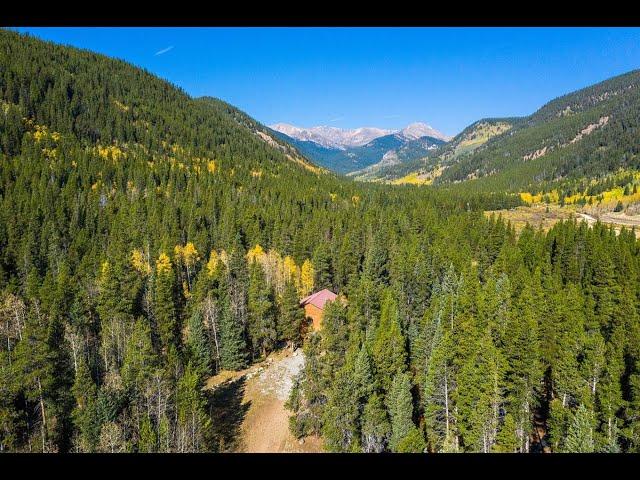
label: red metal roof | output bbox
[300,289,337,310]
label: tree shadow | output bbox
[206,375,251,452]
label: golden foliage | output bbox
[96,144,125,162]
[283,256,299,282]
[519,190,559,204]
[207,160,217,174]
[182,280,191,299]
[170,144,186,156]
[131,249,151,275]
[206,250,220,278]
[113,99,130,112]
[42,147,57,159]
[246,244,266,264]
[300,259,315,297]
[100,260,111,279]
[174,242,200,268]
[156,253,172,275]
[244,247,312,297]
[391,166,445,186]
[33,125,49,143]
[520,172,640,208]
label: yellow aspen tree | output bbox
[283,256,299,284]
[258,249,278,289]
[154,253,177,351]
[131,249,151,275]
[246,244,265,264]
[156,253,172,275]
[99,260,111,286]
[300,259,315,297]
[174,242,200,293]
[182,242,200,289]
[219,250,229,269]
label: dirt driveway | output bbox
[206,348,323,453]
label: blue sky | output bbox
[13,27,640,136]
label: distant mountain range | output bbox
[269,122,450,174]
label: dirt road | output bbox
[206,348,323,453]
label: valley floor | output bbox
[486,203,640,237]
[205,348,323,453]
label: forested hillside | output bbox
[365,118,517,184]
[373,71,640,200]
[0,30,639,454]
[438,71,640,193]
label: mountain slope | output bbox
[348,134,446,181]
[435,70,640,191]
[271,123,448,174]
[373,70,640,194]
[374,118,518,183]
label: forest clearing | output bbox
[206,348,322,453]
[486,204,640,237]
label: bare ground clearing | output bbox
[486,205,640,237]
[205,348,323,453]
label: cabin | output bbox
[300,289,337,332]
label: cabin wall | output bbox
[304,304,324,332]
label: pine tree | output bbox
[154,253,178,353]
[423,309,457,452]
[361,393,390,453]
[312,243,333,291]
[321,363,361,452]
[551,285,587,408]
[247,262,277,359]
[121,318,157,390]
[287,333,325,437]
[278,281,305,349]
[320,301,350,380]
[363,228,388,285]
[503,275,543,452]
[218,288,248,371]
[71,360,99,452]
[547,398,570,452]
[137,415,157,453]
[456,327,505,452]
[396,427,427,453]
[564,404,595,453]
[371,291,407,394]
[175,363,212,452]
[186,309,212,379]
[11,307,56,452]
[353,343,376,405]
[387,372,423,452]
[218,241,249,371]
[493,413,518,453]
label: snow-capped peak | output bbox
[270,122,450,149]
[400,122,451,141]
[269,124,394,149]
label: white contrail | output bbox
[154,46,174,56]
